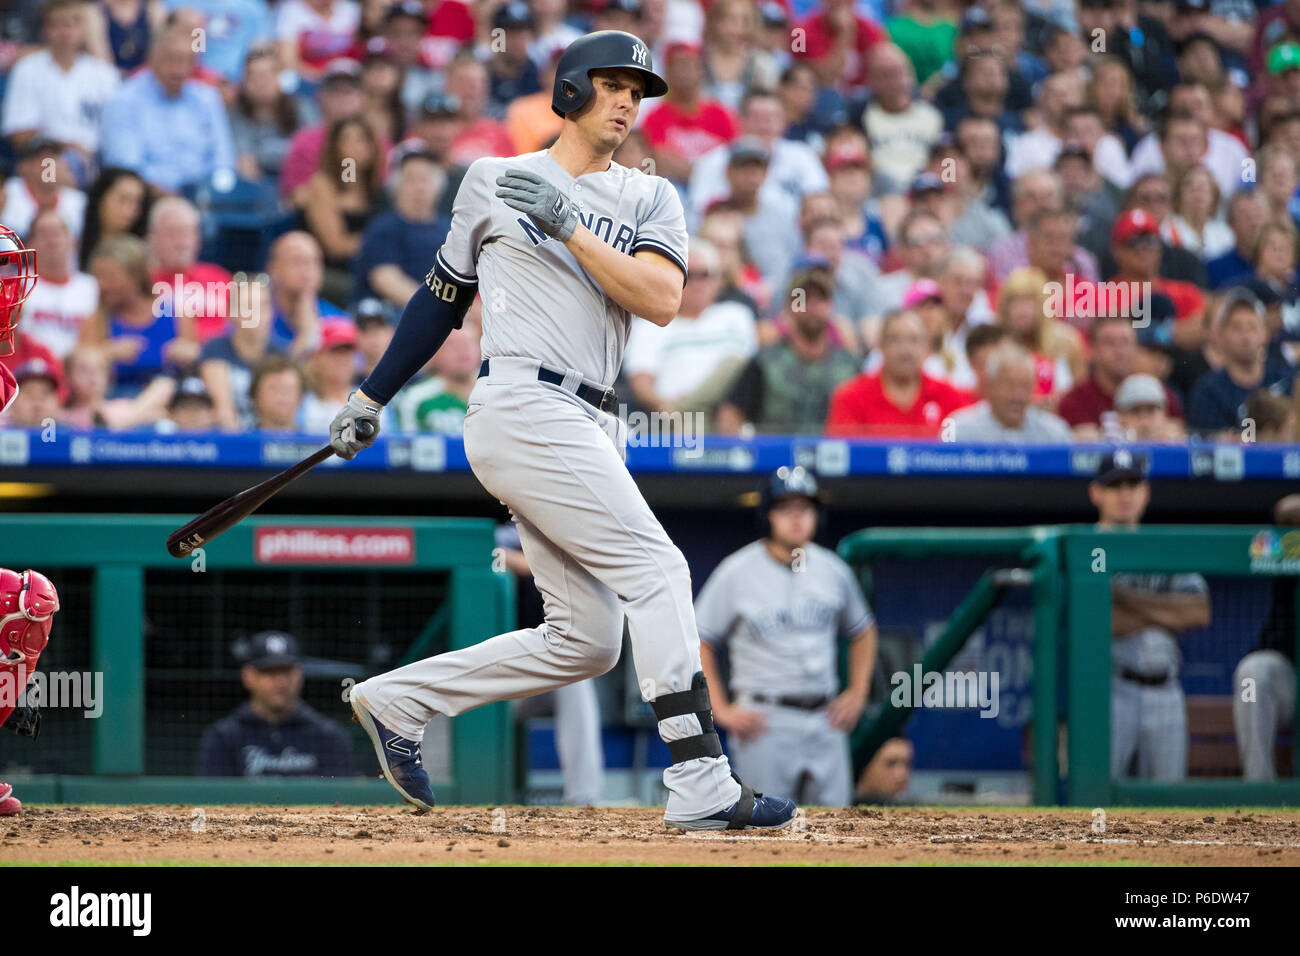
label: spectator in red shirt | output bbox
[826,308,973,438]
[641,43,740,184]
[1110,208,1207,351]
[445,50,518,165]
[1057,314,1183,438]
[147,196,232,344]
[794,0,885,93]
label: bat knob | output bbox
[354,419,377,439]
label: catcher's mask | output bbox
[0,224,38,358]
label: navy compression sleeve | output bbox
[358,259,477,405]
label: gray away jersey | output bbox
[694,541,874,697]
[435,150,689,387]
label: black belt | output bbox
[1119,668,1172,687]
[750,693,834,711]
[478,359,619,413]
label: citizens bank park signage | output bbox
[254,527,416,565]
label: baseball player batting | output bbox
[330,31,796,830]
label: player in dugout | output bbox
[695,466,877,807]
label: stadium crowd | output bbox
[1,0,1299,444]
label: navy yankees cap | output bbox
[494,0,535,31]
[1095,449,1150,486]
[240,631,302,670]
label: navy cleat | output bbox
[350,688,435,813]
[666,782,798,831]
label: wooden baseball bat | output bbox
[165,420,377,558]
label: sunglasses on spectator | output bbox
[1123,235,1161,249]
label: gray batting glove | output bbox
[495,169,580,242]
[329,390,383,460]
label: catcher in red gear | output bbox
[0,569,59,816]
[0,222,39,416]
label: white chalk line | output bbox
[675,831,1300,848]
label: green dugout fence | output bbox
[0,515,515,806]
[840,525,1300,807]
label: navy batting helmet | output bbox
[757,466,825,538]
[551,30,668,118]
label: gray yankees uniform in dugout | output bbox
[695,540,874,805]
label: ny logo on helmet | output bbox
[632,42,647,65]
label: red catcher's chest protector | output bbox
[0,569,59,728]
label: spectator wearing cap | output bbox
[827,309,973,438]
[18,209,99,361]
[1206,189,1271,290]
[407,92,468,218]
[506,48,566,155]
[299,318,368,434]
[98,24,236,194]
[716,262,860,435]
[1265,40,1300,103]
[0,0,120,161]
[265,231,348,358]
[250,352,307,431]
[196,630,357,778]
[353,299,395,382]
[1226,277,1298,370]
[946,342,1073,442]
[280,58,392,203]
[353,149,450,308]
[1113,373,1187,442]
[914,151,1011,252]
[0,138,88,240]
[777,61,846,151]
[704,0,783,116]
[1162,164,1231,263]
[1109,208,1207,352]
[1091,448,1210,783]
[791,0,886,92]
[158,375,217,431]
[1127,84,1247,201]
[596,0,646,37]
[1058,314,1184,438]
[688,88,829,223]
[1188,295,1296,437]
[198,278,283,430]
[0,358,63,428]
[641,42,740,185]
[624,239,758,417]
[824,135,894,262]
[994,266,1086,403]
[392,305,481,434]
[380,1,439,114]
[274,0,361,82]
[885,0,956,86]
[707,137,802,286]
[230,46,302,186]
[860,43,943,192]
[1115,173,1211,288]
[481,2,542,118]
[147,196,234,344]
[443,49,518,165]
[296,116,382,304]
[1004,71,1088,181]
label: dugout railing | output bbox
[0,515,515,805]
[840,525,1300,807]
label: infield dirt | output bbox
[3,805,1300,865]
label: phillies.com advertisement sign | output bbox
[254,527,416,565]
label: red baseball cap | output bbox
[664,41,702,60]
[320,319,359,350]
[826,143,869,172]
[1112,208,1160,244]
